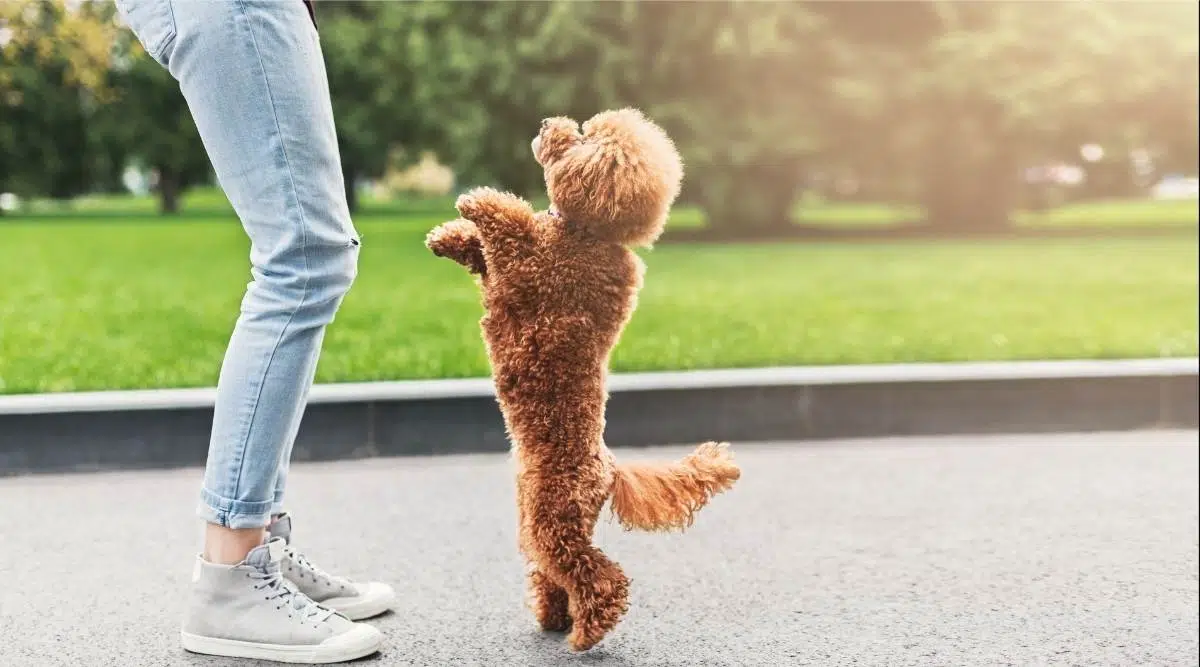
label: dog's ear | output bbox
[533,116,581,167]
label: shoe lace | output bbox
[249,566,336,624]
[286,547,351,590]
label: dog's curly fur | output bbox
[426,108,740,651]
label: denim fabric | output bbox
[115,0,359,529]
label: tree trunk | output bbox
[342,162,359,214]
[701,161,799,237]
[921,114,1016,233]
[974,138,1017,229]
[158,169,181,215]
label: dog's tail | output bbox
[608,442,740,532]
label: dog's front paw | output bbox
[455,187,532,226]
[426,219,474,254]
[426,219,487,275]
[454,187,494,221]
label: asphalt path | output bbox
[1,431,1196,666]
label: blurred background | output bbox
[0,0,1197,395]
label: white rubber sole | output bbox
[180,624,382,664]
[324,582,397,621]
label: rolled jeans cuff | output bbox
[197,487,275,529]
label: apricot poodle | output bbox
[425,108,741,651]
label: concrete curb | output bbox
[1,358,1196,475]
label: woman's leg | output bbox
[159,0,358,540]
[115,0,380,661]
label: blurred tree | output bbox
[634,1,835,233]
[1126,3,1200,181]
[397,0,615,198]
[0,44,92,201]
[0,0,118,96]
[0,0,120,209]
[5,0,1194,232]
[94,33,211,214]
[319,1,424,213]
[395,0,834,232]
[827,1,1200,230]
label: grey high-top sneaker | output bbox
[269,513,396,621]
[181,537,383,664]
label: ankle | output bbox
[203,523,266,565]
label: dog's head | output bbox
[532,108,682,248]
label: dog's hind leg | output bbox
[529,502,630,651]
[561,536,629,651]
[526,565,571,632]
[518,477,571,631]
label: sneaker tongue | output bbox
[268,514,293,545]
[243,537,286,571]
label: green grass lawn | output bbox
[14,187,1198,229]
[0,213,1195,394]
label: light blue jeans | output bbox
[115,0,359,529]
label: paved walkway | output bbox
[1,431,1196,666]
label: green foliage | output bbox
[0,1,1196,233]
[392,1,836,224]
[0,43,91,199]
[393,0,621,196]
[612,1,833,230]
[319,1,426,211]
[0,0,120,200]
[827,1,1200,228]
[379,0,1199,232]
[0,0,119,95]
[93,33,211,214]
